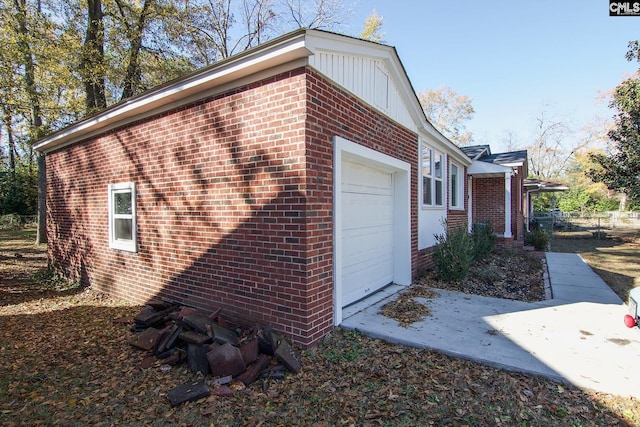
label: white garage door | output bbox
[341,159,394,306]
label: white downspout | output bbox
[504,172,512,238]
[525,189,535,232]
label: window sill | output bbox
[109,242,138,253]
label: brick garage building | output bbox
[35,29,477,347]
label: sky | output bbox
[342,1,639,152]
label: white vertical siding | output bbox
[309,51,415,130]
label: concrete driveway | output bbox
[341,252,640,398]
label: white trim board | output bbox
[333,136,411,325]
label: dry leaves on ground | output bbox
[1,230,639,426]
[381,248,546,327]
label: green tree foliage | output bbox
[557,187,619,213]
[625,39,640,63]
[0,0,353,220]
[557,187,590,213]
[589,72,640,205]
[417,85,475,146]
[554,147,622,213]
[360,9,384,42]
[0,163,37,215]
[163,0,277,67]
[0,0,60,230]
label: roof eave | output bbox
[468,160,512,176]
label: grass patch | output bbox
[552,228,640,300]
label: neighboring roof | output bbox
[480,150,528,168]
[463,145,527,176]
[524,179,569,192]
[460,145,490,160]
[33,28,471,166]
[462,145,527,167]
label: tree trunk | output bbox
[119,0,153,100]
[3,109,16,177]
[13,0,46,243]
[82,0,106,112]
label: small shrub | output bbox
[526,229,549,251]
[472,222,496,261]
[433,222,474,282]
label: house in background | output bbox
[34,29,525,348]
[462,145,528,245]
[523,178,570,231]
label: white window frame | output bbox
[422,144,445,208]
[108,182,137,252]
[449,162,464,210]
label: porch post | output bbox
[504,172,512,238]
[467,175,473,233]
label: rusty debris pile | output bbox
[120,299,302,407]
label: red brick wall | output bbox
[472,168,525,242]
[304,69,419,288]
[45,66,418,348]
[472,176,506,234]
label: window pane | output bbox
[108,182,137,252]
[114,192,132,215]
[435,180,443,206]
[451,165,458,207]
[422,148,431,177]
[114,218,132,240]
[423,176,432,205]
[434,153,442,179]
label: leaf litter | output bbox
[1,230,639,426]
[381,248,547,326]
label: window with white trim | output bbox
[108,182,137,252]
[422,145,444,207]
[450,162,464,209]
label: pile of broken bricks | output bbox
[119,299,302,407]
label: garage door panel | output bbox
[342,161,392,195]
[341,159,395,306]
[342,226,393,266]
[342,258,394,305]
[343,256,393,279]
[342,193,393,229]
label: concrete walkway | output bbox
[341,252,640,398]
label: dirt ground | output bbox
[0,229,47,283]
